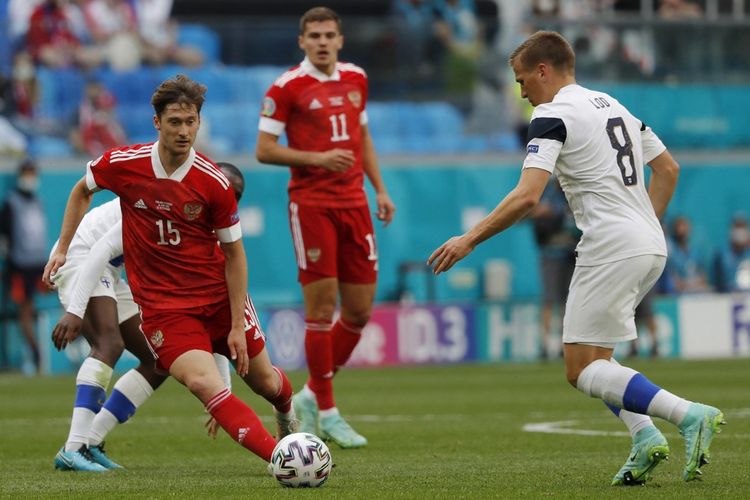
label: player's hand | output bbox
[375,192,396,227]
[43,251,66,288]
[427,235,474,274]
[227,326,249,377]
[205,415,220,439]
[317,149,355,172]
[51,312,83,351]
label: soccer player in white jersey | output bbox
[429,31,724,486]
[50,163,244,471]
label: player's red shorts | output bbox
[140,295,266,372]
[288,202,378,285]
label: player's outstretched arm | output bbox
[220,239,250,377]
[428,167,550,274]
[256,131,354,172]
[43,177,94,286]
[647,150,680,219]
[361,124,396,226]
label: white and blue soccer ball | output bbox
[270,432,332,488]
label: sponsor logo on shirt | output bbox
[309,98,323,110]
[527,144,539,153]
[156,200,172,212]
[150,330,164,347]
[135,198,147,209]
[328,96,344,107]
[347,91,362,108]
[183,202,203,221]
[261,96,276,117]
[307,248,321,263]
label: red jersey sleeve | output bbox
[258,79,294,136]
[85,149,117,192]
[195,156,242,243]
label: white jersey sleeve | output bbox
[66,221,124,318]
[520,84,667,266]
[641,123,667,164]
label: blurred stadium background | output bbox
[1,0,749,376]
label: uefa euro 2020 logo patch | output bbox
[261,97,276,117]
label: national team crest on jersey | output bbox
[261,96,276,117]
[183,202,203,221]
[307,248,321,263]
[347,91,362,108]
[150,330,164,347]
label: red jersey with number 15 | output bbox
[259,58,369,208]
[85,142,241,310]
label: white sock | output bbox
[577,358,692,427]
[65,357,113,452]
[608,358,654,436]
[89,369,154,446]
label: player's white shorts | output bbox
[54,259,139,324]
[562,254,665,344]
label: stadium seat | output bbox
[177,24,221,64]
[27,136,74,158]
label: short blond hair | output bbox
[509,31,575,74]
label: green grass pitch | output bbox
[1,358,747,499]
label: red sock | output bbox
[206,389,276,461]
[304,320,335,410]
[332,318,364,373]
[268,366,293,413]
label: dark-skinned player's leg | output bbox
[56,297,122,471]
[88,313,167,460]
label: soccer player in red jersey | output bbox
[44,75,296,465]
[256,7,396,448]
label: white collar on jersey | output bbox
[150,141,196,181]
[301,57,341,82]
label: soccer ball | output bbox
[270,432,332,488]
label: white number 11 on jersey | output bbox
[329,113,350,142]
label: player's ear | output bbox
[338,35,344,50]
[298,34,304,50]
[153,114,160,131]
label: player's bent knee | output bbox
[181,373,224,401]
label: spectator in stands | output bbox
[70,80,127,157]
[0,158,49,374]
[390,0,441,89]
[529,176,577,359]
[433,0,483,97]
[713,214,750,293]
[134,0,204,67]
[655,0,704,80]
[82,0,142,72]
[658,0,702,19]
[26,0,102,69]
[664,215,710,293]
[630,288,659,358]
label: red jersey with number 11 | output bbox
[85,142,241,310]
[259,58,369,208]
